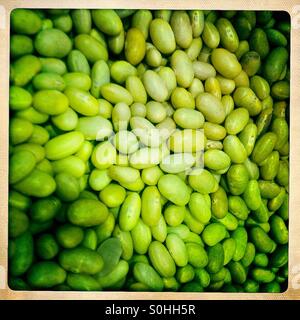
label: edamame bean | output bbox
[9,150,37,184]
[193,61,216,82]
[35,29,72,58]
[171,50,194,88]
[211,48,242,79]
[166,234,188,267]
[149,241,176,277]
[68,198,109,227]
[12,55,42,86]
[27,125,51,145]
[133,263,163,291]
[33,90,68,115]
[189,78,204,98]
[241,51,261,77]
[56,224,84,249]
[10,86,32,110]
[151,214,167,243]
[225,108,249,135]
[55,173,80,201]
[189,168,218,194]
[207,243,224,274]
[184,208,205,234]
[132,10,152,39]
[196,93,226,124]
[170,11,193,49]
[30,196,61,223]
[126,76,147,104]
[59,247,104,274]
[9,191,32,212]
[14,169,56,198]
[52,156,85,178]
[143,70,168,102]
[164,205,186,227]
[141,186,161,226]
[263,47,288,83]
[271,117,288,151]
[11,9,41,35]
[95,212,115,244]
[216,19,239,53]
[92,9,123,36]
[125,28,146,65]
[27,262,66,288]
[168,129,205,153]
[10,232,34,276]
[96,238,122,278]
[9,207,30,238]
[171,87,195,109]
[202,223,227,246]
[223,135,247,164]
[100,183,126,208]
[251,268,275,283]
[210,187,228,219]
[67,274,101,291]
[158,174,190,206]
[75,34,108,63]
[10,117,34,146]
[71,9,92,34]
[173,109,204,129]
[228,196,249,221]
[233,87,262,116]
[150,19,176,54]
[96,260,129,289]
[63,72,91,92]
[45,131,84,160]
[67,50,90,75]
[251,132,277,165]
[226,164,249,196]
[250,75,270,100]
[185,38,203,61]
[232,227,248,261]
[101,83,133,105]
[202,22,220,49]
[108,165,140,184]
[270,215,288,245]
[131,219,152,254]
[189,192,211,224]
[36,234,59,260]
[238,123,258,156]
[243,180,262,211]
[204,122,226,141]
[33,72,66,91]
[250,227,276,253]
[223,238,236,265]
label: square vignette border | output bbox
[0,0,299,300]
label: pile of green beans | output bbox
[8,8,290,292]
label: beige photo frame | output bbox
[0,0,299,300]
